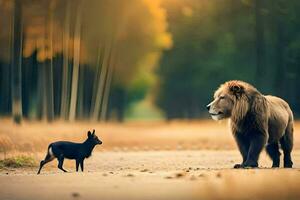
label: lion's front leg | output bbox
[233,133,250,168]
[242,132,267,168]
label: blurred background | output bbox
[0,0,300,124]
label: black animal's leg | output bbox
[233,133,250,168]
[37,152,55,174]
[76,160,80,172]
[280,123,293,168]
[80,159,84,172]
[243,133,267,168]
[57,155,67,172]
[266,142,281,168]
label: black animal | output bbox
[37,130,102,174]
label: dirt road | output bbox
[1,150,300,200]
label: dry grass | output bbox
[0,118,300,156]
[0,155,37,169]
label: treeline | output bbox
[0,0,171,122]
[156,0,300,119]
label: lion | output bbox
[207,80,294,168]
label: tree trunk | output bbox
[274,20,286,97]
[76,65,85,119]
[36,62,43,120]
[69,0,82,121]
[100,44,115,121]
[11,0,23,124]
[45,1,55,121]
[90,44,104,120]
[254,0,266,88]
[60,0,71,120]
[273,0,287,98]
[91,44,110,121]
[0,62,11,115]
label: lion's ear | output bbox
[230,85,244,95]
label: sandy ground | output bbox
[1,150,300,200]
[1,119,300,200]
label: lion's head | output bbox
[207,80,255,121]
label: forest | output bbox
[0,0,299,122]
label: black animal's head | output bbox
[87,129,102,145]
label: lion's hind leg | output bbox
[266,142,281,168]
[280,122,293,168]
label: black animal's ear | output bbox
[87,131,92,138]
[92,129,95,135]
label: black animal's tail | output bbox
[45,144,55,160]
[37,144,55,174]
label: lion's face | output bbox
[207,93,234,121]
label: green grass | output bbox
[0,155,37,169]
